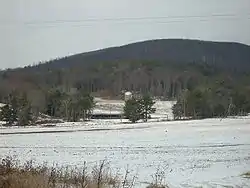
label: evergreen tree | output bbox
[124,95,156,123]
[172,84,250,120]
[8,92,19,122]
[0,92,20,125]
[123,98,142,123]
[139,94,156,122]
[0,104,17,125]
[0,91,34,126]
[172,102,183,120]
[17,93,33,126]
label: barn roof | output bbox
[125,91,132,95]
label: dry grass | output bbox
[242,171,250,178]
[0,156,125,188]
[0,173,49,188]
[145,166,169,188]
[146,185,166,188]
[0,156,171,188]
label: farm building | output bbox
[124,91,132,101]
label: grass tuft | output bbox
[242,171,250,178]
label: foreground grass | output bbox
[242,171,250,178]
[0,156,123,188]
[1,156,247,188]
[0,156,169,188]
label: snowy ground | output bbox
[0,99,249,187]
[94,98,175,119]
[0,118,250,187]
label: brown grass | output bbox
[242,171,250,178]
[146,185,167,188]
[0,156,171,188]
[0,157,122,188]
[145,166,170,188]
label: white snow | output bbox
[0,118,250,187]
[94,98,175,120]
[125,91,132,95]
[92,109,122,115]
[0,99,249,187]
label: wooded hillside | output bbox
[0,39,250,114]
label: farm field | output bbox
[0,117,250,187]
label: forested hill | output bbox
[39,39,250,70]
[1,39,250,106]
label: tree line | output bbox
[1,56,250,125]
[0,89,95,126]
[0,87,157,126]
[44,89,95,122]
[1,58,249,108]
[0,60,213,102]
[172,81,250,120]
[1,83,250,126]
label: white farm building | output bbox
[124,91,132,101]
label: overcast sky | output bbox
[1,0,250,69]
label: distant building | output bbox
[124,91,132,101]
[0,103,6,108]
[0,103,7,112]
[90,113,122,119]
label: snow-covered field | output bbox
[0,99,249,187]
[0,118,250,187]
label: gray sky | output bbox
[1,0,250,69]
